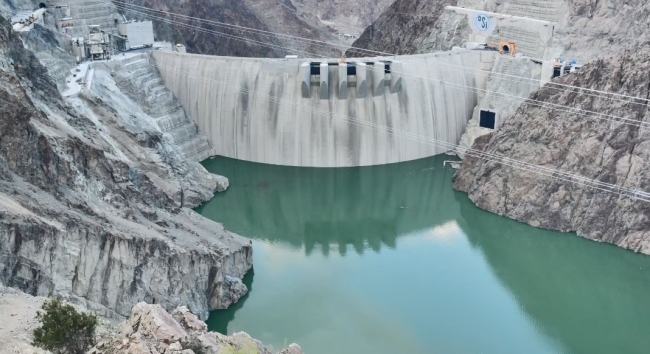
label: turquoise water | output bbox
[196,155,650,354]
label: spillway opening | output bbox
[310,62,320,75]
[347,63,356,76]
[384,62,391,74]
[479,110,496,129]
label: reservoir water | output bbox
[197,155,650,354]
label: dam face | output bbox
[152,50,493,167]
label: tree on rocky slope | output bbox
[32,297,98,354]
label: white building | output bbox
[117,21,154,50]
[174,43,186,54]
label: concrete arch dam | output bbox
[152,50,494,167]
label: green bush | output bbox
[32,297,98,354]
[182,338,207,354]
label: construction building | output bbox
[117,21,154,50]
[50,0,119,37]
[86,25,110,60]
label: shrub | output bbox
[32,297,98,354]
[182,338,207,354]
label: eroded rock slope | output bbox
[91,302,303,354]
[352,0,650,61]
[0,16,252,320]
[119,0,343,57]
[454,48,650,254]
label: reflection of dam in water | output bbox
[201,155,650,354]
[196,155,460,255]
[153,51,495,167]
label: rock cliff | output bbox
[118,0,284,57]
[454,48,650,254]
[117,0,347,57]
[348,0,464,56]
[0,15,252,320]
[290,0,394,34]
[1,288,302,354]
[90,302,303,354]
[352,0,650,61]
[352,0,650,254]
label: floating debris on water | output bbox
[443,160,462,170]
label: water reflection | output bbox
[199,155,650,354]
[209,269,255,334]
[456,192,650,354]
[197,156,459,255]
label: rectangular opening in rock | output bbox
[479,110,496,129]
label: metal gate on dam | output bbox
[152,50,495,167]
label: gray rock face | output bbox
[352,0,650,62]
[454,48,650,254]
[0,15,252,320]
[120,0,392,58]
[287,0,395,34]
[349,0,466,56]
[90,302,304,354]
[122,0,283,57]
[111,54,215,163]
[21,24,77,91]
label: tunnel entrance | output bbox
[502,44,511,54]
[39,2,46,8]
[553,66,562,78]
[479,110,496,129]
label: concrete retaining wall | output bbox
[152,50,494,167]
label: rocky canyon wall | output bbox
[454,48,650,254]
[352,0,650,62]
[0,16,252,320]
[353,0,650,255]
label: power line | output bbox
[84,1,650,202]
[104,0,650,130]
[110,3,318,57]
[141,60,650,203]
[101,0,650,106]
